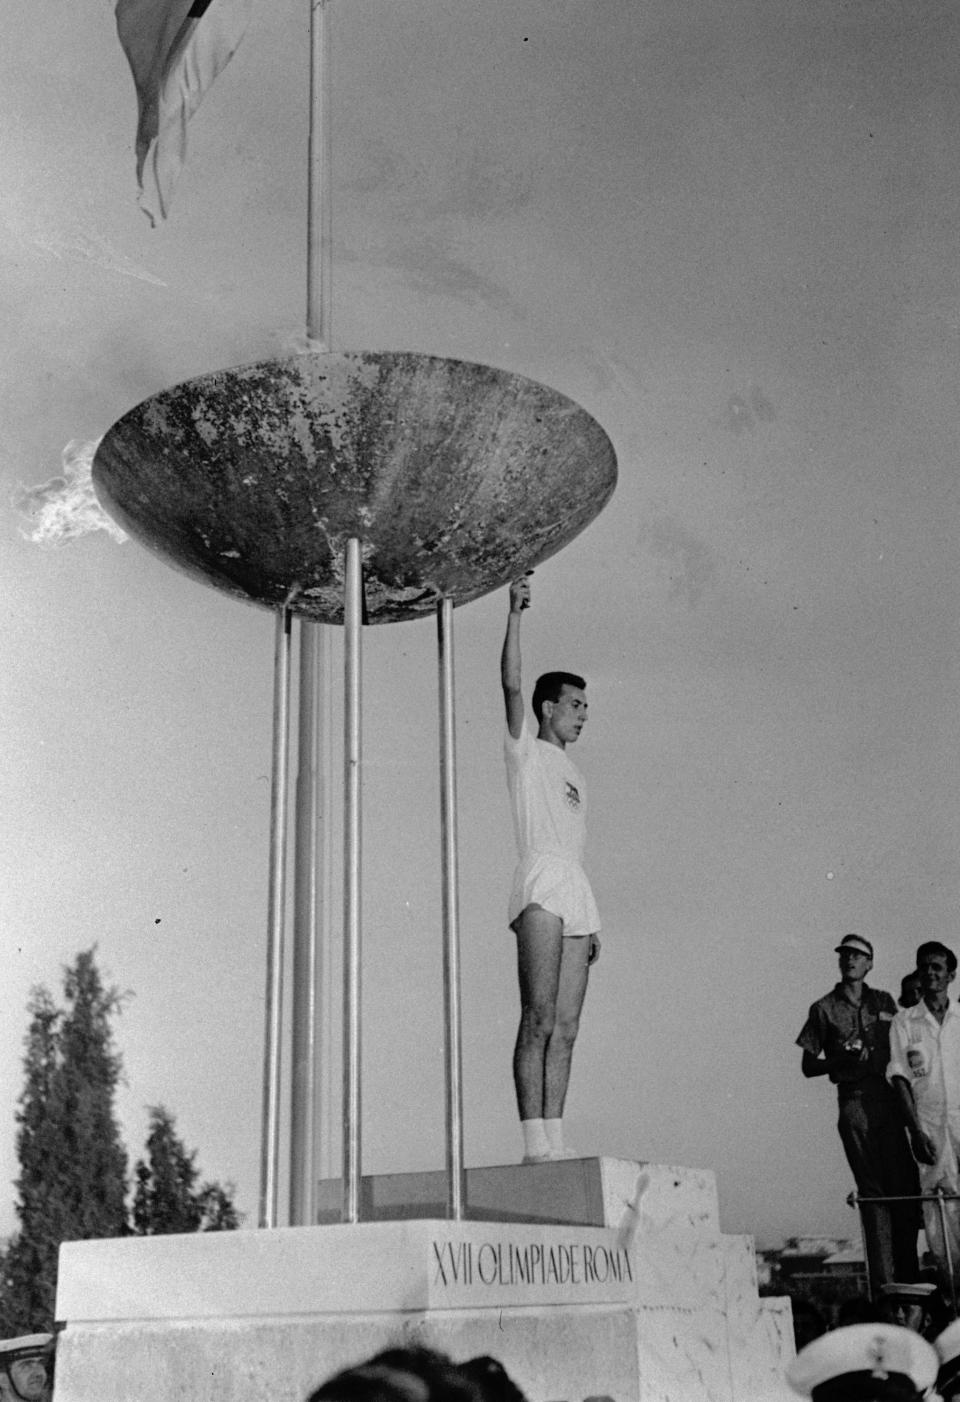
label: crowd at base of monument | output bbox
[786,933,960,1396]
[15,1325,960,1402]
[797,935,960,1302]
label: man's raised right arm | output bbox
[501,576,530,740]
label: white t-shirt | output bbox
[504,719,587,863]
[888,999,960,1125]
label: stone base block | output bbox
[53,1309,642,1402]
[54,1161,794,1402]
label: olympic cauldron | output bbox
[92,351,618,618]
[91,349,618,1227]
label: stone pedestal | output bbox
[53,1158,794,1402]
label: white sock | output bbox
[543,1118,564,1156]
[521,1118,550,1159]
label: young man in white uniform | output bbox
[888,940,960,1292]
[501,575,600,1164]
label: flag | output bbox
[115,0,253,225]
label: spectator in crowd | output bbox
[876,1281,938,1336]
[797,933,920,1290]
[0,1335,52,1402]
[305,1346,527,1402]
[899,972,922,1010]
[786,1322,938,1401]
[888,940,960,1295]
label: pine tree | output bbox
[0,987,61,1334]
[55,951,128,1238]
[132,1105,240,1235]
[0,951,128,1334]
[0,950,241,1334]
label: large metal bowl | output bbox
[92,351,617,623]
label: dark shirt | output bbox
[796,983,897,1091]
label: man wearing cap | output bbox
[888,940,960,1295]
[0,1335,52,1402]
[877,1281,938,1336]
[797,934,920,1291]
[786,1322,938,1401]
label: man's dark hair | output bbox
[917,940,958,973]
[898,970,922,1008]
[532,671,586,723]
[458,1357,527,1402]
[305,1347,528,1402]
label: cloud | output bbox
[347,137,535,221]
[638,515,715,606]
[370,233,520,312]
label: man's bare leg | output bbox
[543,933,590,1120]
[513,906,563,1124]
[513,907,591,1159]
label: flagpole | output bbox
[288,0,334,1228]
[307,0,333,350]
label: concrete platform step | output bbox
[315,1157,721,1236]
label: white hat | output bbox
[787,1323,938,1399]
[0,1335,52,1364]
[878,1281,938,1303]
[934,1318,960,1397]
[835,933,874,959]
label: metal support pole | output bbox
[936,1189,959,1316]
[259,604,295,1229]
[849,1192,873,1302]
[437,597,466,1219]
[289,622,320,1226]
[341,538,363,1222]
[319,627,336,1183]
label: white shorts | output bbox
[508,853,600,938]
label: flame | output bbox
[14,440,127,546]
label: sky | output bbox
[2,0,959,1251]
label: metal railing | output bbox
[849,1187,960,1315]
